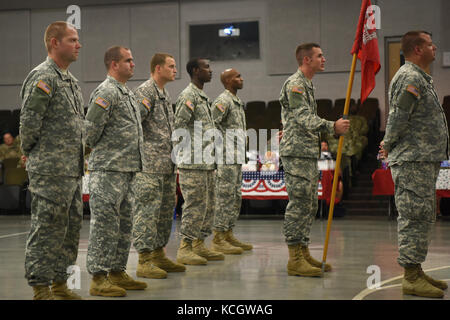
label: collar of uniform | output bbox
[224,89,243,107]
[46,56,74,82]
[405,61,433,84]
[107,75,130,95]
[149,77,168,100]
[296,68,313,90]
[188,82,209,101]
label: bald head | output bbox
[220,68,243,94]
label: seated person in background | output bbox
[0,132,24,168]
[320,140,333,160]
[322,101,369,178]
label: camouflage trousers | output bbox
[213,164,242,232]
[25,172,82,286]
[132,172,176,253]
[178,169,215,241]
[281,157,319,246]
[86,171,136,274]
[390,162,440,267]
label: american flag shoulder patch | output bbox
[95,96,110,109]
[186,100,194,111]
[406,85,419,97]
[37,80,51,95]
[216,104,225,113]
[142,98,151,111]
[292,86,304,95]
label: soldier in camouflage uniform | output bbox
[85,46,147,297]
[20,22,84,300]
[132,53,186,278]
[0,133,23,164]
[174,58,224,265]
[210,68,251,255]
[279,43,349,277]
[380,31,449,298]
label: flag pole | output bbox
[321,52,358,273]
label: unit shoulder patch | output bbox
[94,96,110,109]
[36,80,51,95]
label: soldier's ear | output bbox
[50,37,60,51]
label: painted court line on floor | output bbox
[353,265,450,300]
[0,231,29,240]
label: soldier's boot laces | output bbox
[287,244,322,277]
[211,231,244,254]
[176,239,208,265]
[419,265,448,290]
[108,271,147,290]
[300,245,332,272]
[51,281,82,300]
[193,239,225,261]
[402,265,444,298]
[225,229,253,251]
[32,285,54,300]
[151,247,186,272]
[89,273,126,297]
[136,252,168,279]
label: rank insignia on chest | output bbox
[292,86,304,95]
[216,104,225,113]
[406,85,419,97]
[142,98,151,111]
[95,97,110,109]
[37,80,51,95]
[186,100,194,111]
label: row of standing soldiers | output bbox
[20,22,253,299]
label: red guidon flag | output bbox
[351,0,381,104]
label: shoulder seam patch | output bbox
[292,86,304,95]
[186,100,194,111]
[36,80,51,95]
[142,98,151,111]
[94,97,110,109]
[216,104,225,113]
[406,85,419,97]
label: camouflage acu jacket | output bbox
[279,69,334,159]
[211,90,246,165]
[384,61,449,163]
[19,57,85,177]
[85,75,144,172]
[174,82,216,170]
[134,78,175,174]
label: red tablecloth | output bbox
[371,169,395,196]
[371,168,450,197]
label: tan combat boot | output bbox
[402,265,444,298]
[108,271,147,290]
[176,239,208,265]
[211,231,244,254]
[136,251,168,279]
[419,265,448,290]
[287,243,322,277]
[151,247,186,272]
[225,229,253,251]
[300,245,332,272]
[32,285,54,300]
[89,273,126,297]
[192,239,225,261]
[51,281,82,300]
